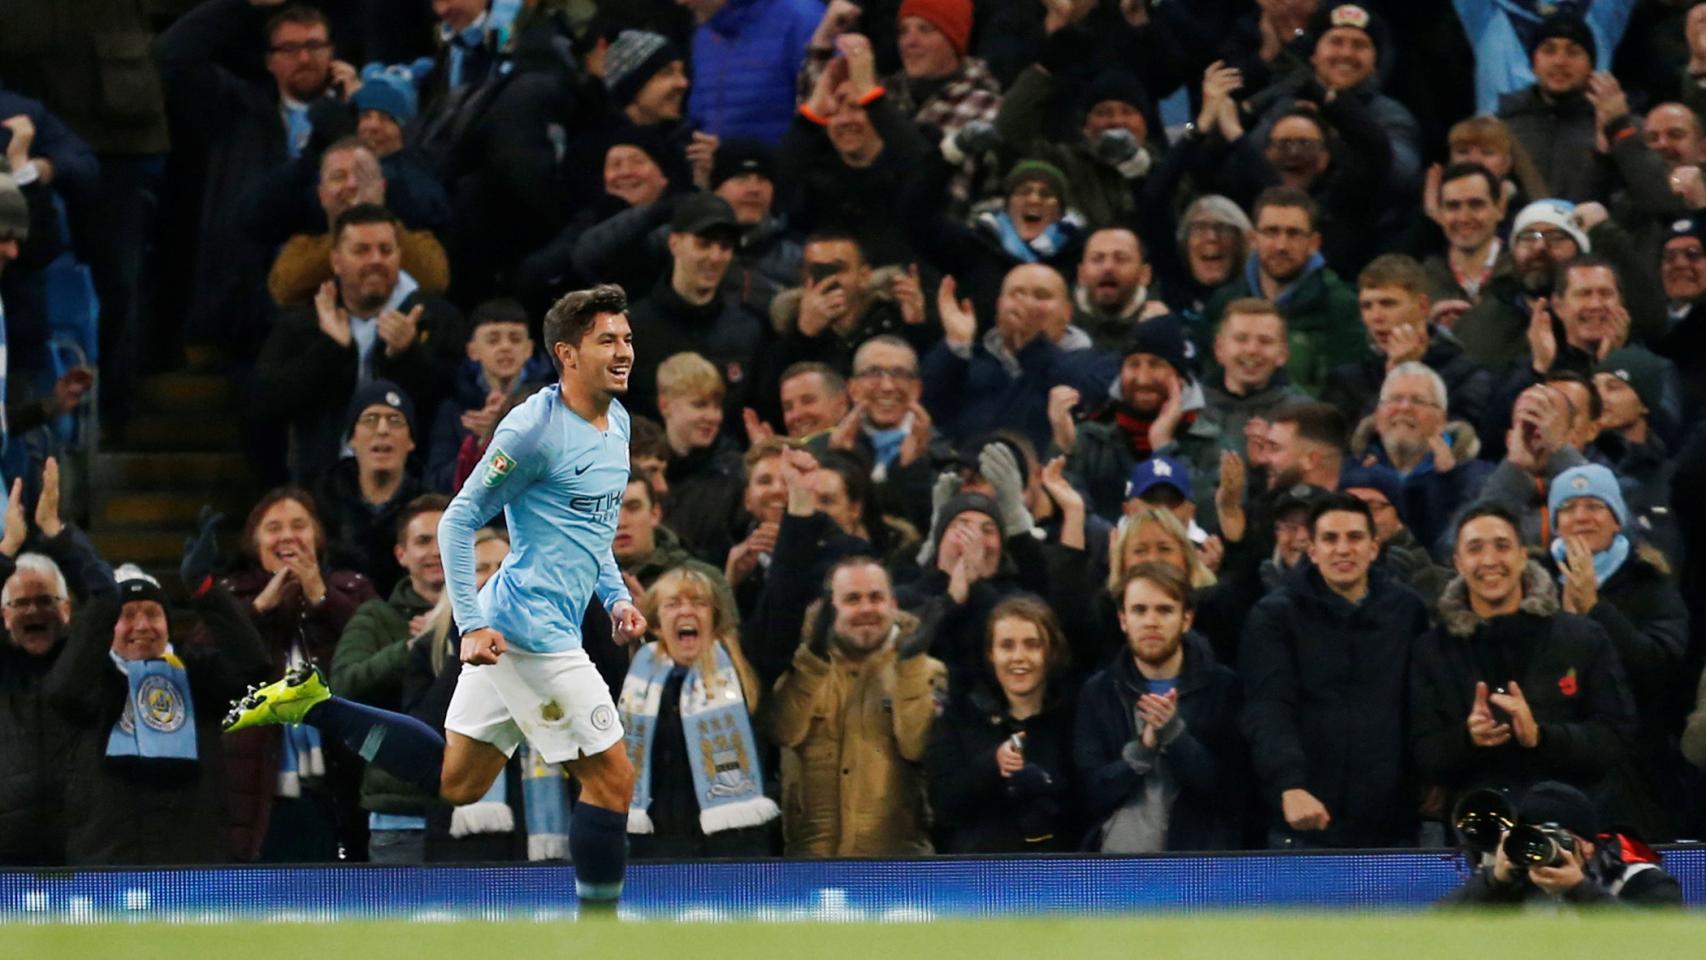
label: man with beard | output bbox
[766,557,946,856]
[1077,563,1246,853]
[1052,316,1218,522]
[1455,199,1588,368]
[1241,493,1430,848]
[1262,401,1348,495]
[1072,229,1170,352]
[252,205,466,481]
[627,194,765,425]
[1409,505,1636,830]
[1201,187,1361,396]
[1349,363,1492,556]
[1324,254,1492,428]
[1423,164,1511,308]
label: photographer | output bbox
[1444,782,1681,907]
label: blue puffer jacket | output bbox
[688,0,822,145]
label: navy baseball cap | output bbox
[1125,455,1192,501]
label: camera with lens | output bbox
[1451,788,1514,859]
[1502,822,1578,868]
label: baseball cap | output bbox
[669,192,740,239]
[1126,455,1192,502]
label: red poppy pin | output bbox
[1559,668,1579,697]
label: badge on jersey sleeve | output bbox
[483,447,517,488]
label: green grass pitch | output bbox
[6,914,1706,960]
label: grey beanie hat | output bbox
[1177,194,1251,245]
[0,172,29,241]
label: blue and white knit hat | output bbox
[1547,464,1627,528]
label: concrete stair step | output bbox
[92,452,252,491]
[138,373,232,413]
[120,414,241,452]
[97,491,253,529]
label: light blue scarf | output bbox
[1551,533,1630,587]
[521,743,573,860]
[106,651,197,761]
[981,210,1078,264]
[619,641,777,835]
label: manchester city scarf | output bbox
[619,640,777,835]
[106,651,198,762]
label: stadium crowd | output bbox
[5,0,1706,902]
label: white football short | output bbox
[444,648,623,763]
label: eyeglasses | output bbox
[1662,247,1706,264]
[356,411,407,430]
[1185,222,1239,237]
[1512,229,1576,251]
[853,366,919,382]
[1380,393,1442,409]
[5,594,61,611]
[269,40,333,57]
[1009,184,1060,202]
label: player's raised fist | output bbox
[611,600,648,643]
[461,627,508,665]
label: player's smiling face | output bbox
[564,311,634,394]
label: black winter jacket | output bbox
[1239,561,1430,846]
[1075,636,1246,851]
[925,680,1080,853]
[1410,564,1638,823]
[46,587,271,865]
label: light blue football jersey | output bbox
[439,384,631,653]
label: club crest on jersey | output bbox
[483,448,516,488]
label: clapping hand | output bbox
[377,304,424,357]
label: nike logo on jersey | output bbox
[574,463,591,475]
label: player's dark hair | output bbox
[396,494,451,546]
[1307,492,1375,538]
[543,284,627,371]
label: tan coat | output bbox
[766,610,946,857]
[267,229,451,306]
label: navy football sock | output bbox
[570,802,628,904]
[305,696,444,794]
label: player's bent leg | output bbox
[566,739,636,812]
[565,742,635,908]
[439,731,512,806]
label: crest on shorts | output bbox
[591,704,616,731]
[483,447,516,488]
